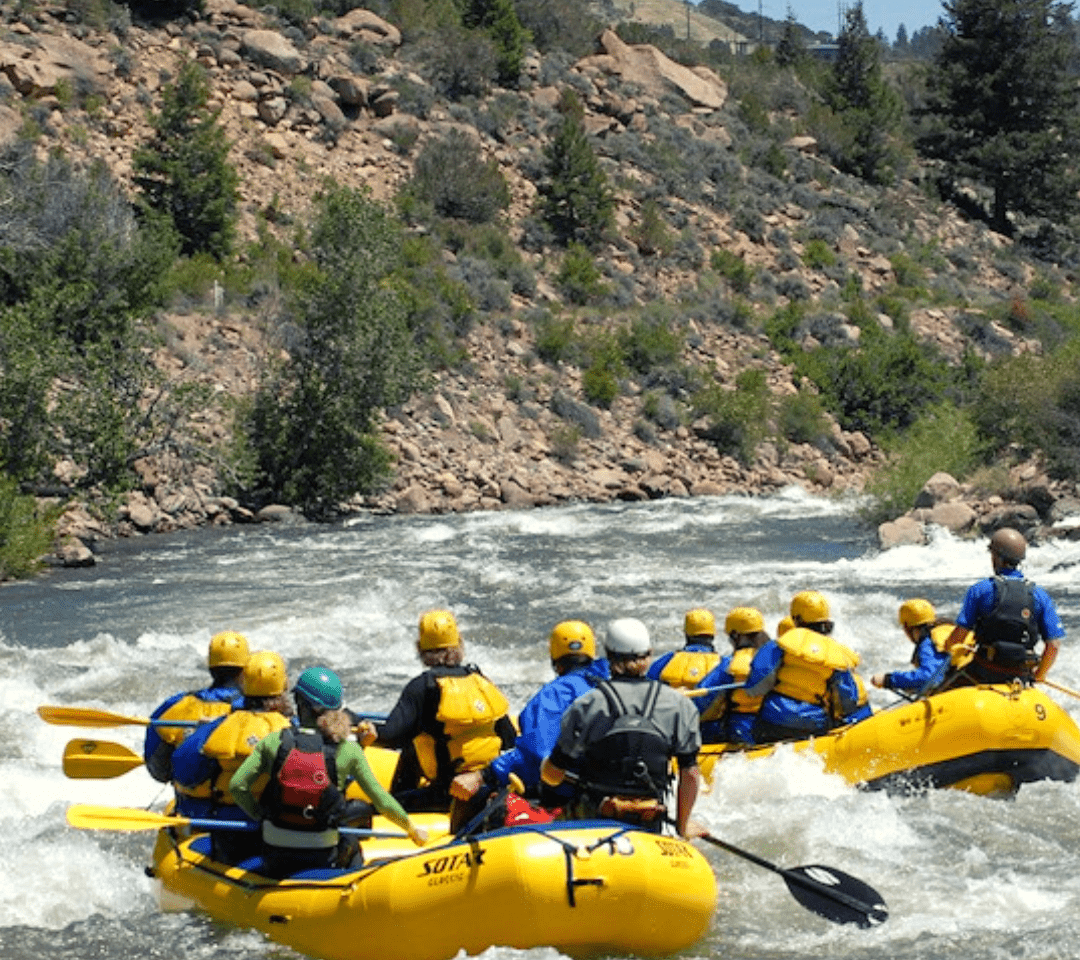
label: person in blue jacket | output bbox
[871,599,952,696]
[646,609,720,691]
[745,594,867,742]
[695,607,770,744]
[449,620,609,806]
[144,630,249,784]
[942,527,1065,687]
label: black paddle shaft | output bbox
[700,833,888,928]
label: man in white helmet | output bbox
[540,618,703,837]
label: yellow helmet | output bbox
[241,651,287,697]
[776,616,795,637]
[724,607,765,635]
[684,608,716,638]
[791,591,830,625]
[549,620,597,660]
[208,630,250,668]
[418,609,461,651]
[899,598,936,629]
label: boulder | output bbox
[330,9,402,47]
[576,30,727,110]
[914,471,960,508]
[878,515,925,549]
[241,30,306,76]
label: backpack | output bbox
[581,681,672,800]
[264,729,346,830]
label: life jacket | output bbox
[580,680,672,801]
[263,729,344,832]
[659,649,721,689]
[975,577,1040,665]
[699,647,763,724]
[413,668,511,782]
[154,690,235,748]
[176,710,290,803]
[771,628,860,707]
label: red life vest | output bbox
[265,729,344,831]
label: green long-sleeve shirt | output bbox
[230,727,411,833]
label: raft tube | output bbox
[150,815,717,960]
[700,684,1080,795]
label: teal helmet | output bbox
[294,666,343,711]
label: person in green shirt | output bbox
[231,665,427,878]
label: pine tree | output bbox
[539,90,615,248]
[134,61,239,259]
[917,0,1080,233]
[775,11,807,67]
[461,0,530,86]
[827,2,902,183]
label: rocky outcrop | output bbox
[577,29,728,110]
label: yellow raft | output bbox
[700,684,1080,796]
[149,815,717,960]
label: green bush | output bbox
[533,311,576,364]
[620,310,684,374]
[404,129,510,224]
[238,187,422,515]
[0,472,57,580]
[0,146,176,488]
[797,328,949,438]
[711,248,756,294]
[777,389,830,445]
[581,329,626,408]
[862,402,983,524]
[556,242,608,305]
[692,368,771,463]
[802,238,836,270]
[971,338,1080,479]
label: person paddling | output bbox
[171,650,293,862]
[646,608,721,691]
[871,599,952,696]
[357,610,516,831]
[695,607,769,744]
[540,618,703,837]
[231,666,426,878]
[449,620,609,809]
[144,630,249,785]
[942,528,1064,688]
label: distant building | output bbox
[808,41,840,61]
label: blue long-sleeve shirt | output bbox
[882,637,951,692]
[488,659,609,793]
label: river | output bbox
[3,488,1080,960]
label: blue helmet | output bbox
[294,666,343,711]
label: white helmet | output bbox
[605,618,651,656]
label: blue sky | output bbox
[753,0,946,41]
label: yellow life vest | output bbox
[699,647,764,723]
[414,672,510,781]
[728,647,765,713]
[659,649,721,689]
[178,710,290,802]
[772,628,860,706]
[155,694,233,747]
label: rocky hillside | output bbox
[2,0,1077,567]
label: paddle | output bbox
[695,831,888,928]
[63,739,144,779]
[683,682,744,700]
[1039,677,1080,701]
[65,804,409,839]
[38,706,201,729]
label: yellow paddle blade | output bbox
[66,804,182,831]
[62,739,144,779]
[38,705,151,728]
